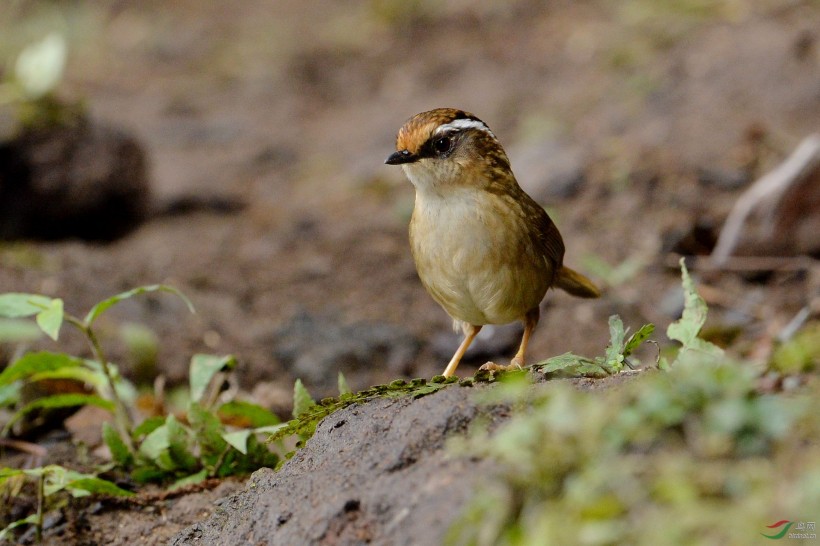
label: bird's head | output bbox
[385,108,513,193]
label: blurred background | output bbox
[1,0,818,401]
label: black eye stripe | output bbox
[419,119,492,159]
[421,132,458,157]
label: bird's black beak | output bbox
[385,149,417,165]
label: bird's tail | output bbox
[555,266,601,298]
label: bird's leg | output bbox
[511,307,540,368]
[479,307,540,373]
[442,324,482,377]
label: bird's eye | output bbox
[433,137,452,155]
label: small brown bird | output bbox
[386,108,600,377]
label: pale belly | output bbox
[410,190,551,325]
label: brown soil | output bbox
[1,1,818,544]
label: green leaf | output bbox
[0,318,43,343]
[604,315,627,371]
[0,383,20,406]
[338,372,352,395]
[0,293,53,318]
[24,393,114,413]
[133,415,166,437]
[222,429,252,454]
[406,381,455,399]
[241,433,280,470]
[3,394,115,434]
[534,353,610,379]
[102,422,134,467]
[189,354,237,403]
[38,465,70,495]
[254,424,288,435]
[83,285,195,327]
[292,379,316,418]
[666,258,723,359]
[131,467,166,484]
[166,415,198,471]
[535,353,586,373]
[0,514,39,541]
[0,351,83,386]
[29,366,109,392]
[138,422,171,467]
[20,466,53,479]
[168,469,208,491]
[66,477,134,497]
[0,467,25,480]
[28,465,132,498]
[35,297,63,340]
[188,402,227,455]
[218,400,280,428]
[623,323,655,358]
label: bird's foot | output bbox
[478,359,524,375]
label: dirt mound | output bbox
[170,382,500,545]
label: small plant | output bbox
[0,285,193,451]
[531,314,654,379]
[0,465,133,543]
[0,286,285,541]
[114,353,283,486]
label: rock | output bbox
[170,382,504,546]
[0,115,150,242]
[271,313,421,391]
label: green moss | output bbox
[269,375,461,451]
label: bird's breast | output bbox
[409,188,552,325]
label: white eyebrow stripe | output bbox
[434,118,496,139]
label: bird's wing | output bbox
[520,190,564,270]
[536,211,565,269]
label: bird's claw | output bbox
[478,361,523,375]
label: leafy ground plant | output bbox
[445,260,820,546]
[0,286,194,450]
[0,286,284,541]
[0,465,134,543]
[531,315,654,379]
